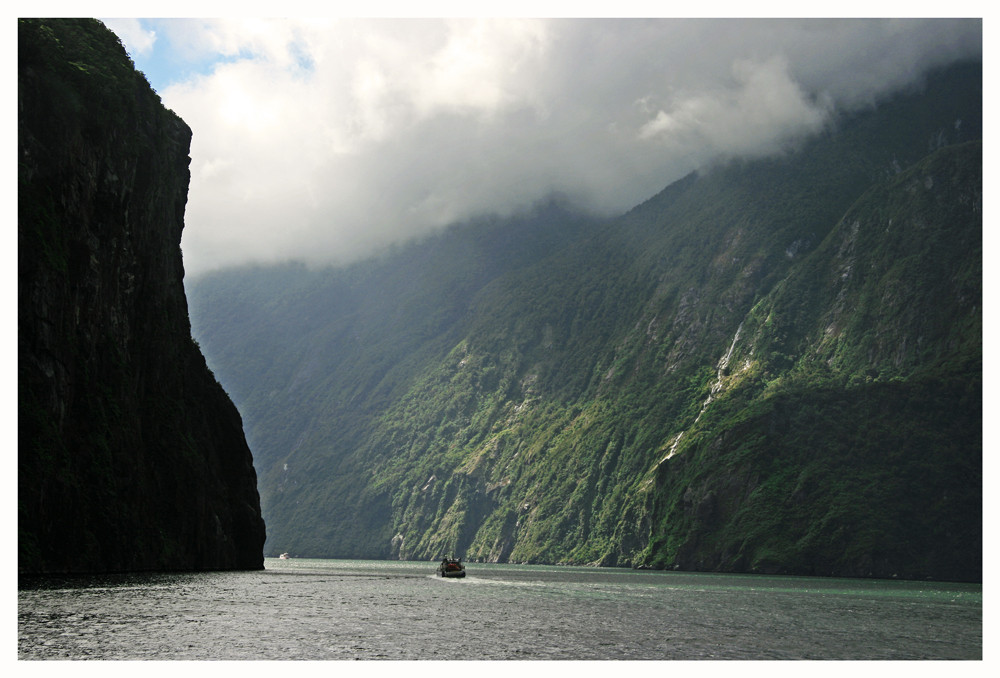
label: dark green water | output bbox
[18,558,981,659]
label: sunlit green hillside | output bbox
[188,61,981,581]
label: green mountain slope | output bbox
[637,141,981,580]
[188,61,981,581]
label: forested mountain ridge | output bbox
[188,60,981,581]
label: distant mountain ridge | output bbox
[189,59,981,581]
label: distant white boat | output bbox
[278,552,290,560]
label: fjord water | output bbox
[19,558,980,660]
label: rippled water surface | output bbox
[18,558,981,659]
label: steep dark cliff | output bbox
[18,19,266,574]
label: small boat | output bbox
[437,557,466,578]
[278,552,290,560]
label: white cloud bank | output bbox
[104,18,981,276]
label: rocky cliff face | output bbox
[18,19,266,574]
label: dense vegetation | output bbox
[189,60,981,581]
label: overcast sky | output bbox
[101,15,982,277]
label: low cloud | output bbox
[106,18,981,276]
[637,56,830,159]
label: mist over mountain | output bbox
[105,18,981,276]
[188,59,981,581]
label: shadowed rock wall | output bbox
[18,18,266,574]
